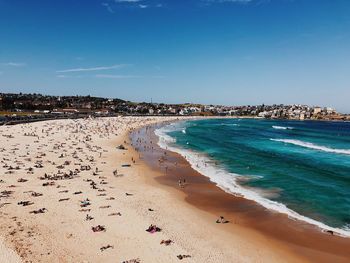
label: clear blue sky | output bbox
[0,0,350,112]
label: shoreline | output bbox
[130,119,350,262]
[0,116,349,262]
[154,120,350,237]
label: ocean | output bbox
[155,118,350,236]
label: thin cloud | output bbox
[96,74,165,79]
[95,74,141,79]
[56,75,83,78]
[56,64,129,73]
[1,62,26,67]
[102,2,115,13]
[111,0,163,10]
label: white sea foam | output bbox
[220,123,239,126]
[155,124,177,145]
[343,224,350,232]
[271,139,350,155]
[272,125,294,130]
[182,128,186,134]
[155,123,350,237]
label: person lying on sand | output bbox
[122,258,140,263]
[79,209,91,212]
[42,182,55,186]
[80,199,91,207]
[18,201,34,206]
[17,178,28,183]
[216,216,229,224]
[31,192,43,197]
[146,224,161,233]
[99,205,111,209]
[160,239,172,246]
[0,190,13,198]
[177,255,191,260]
[100,244,113,252]
[108,212,122,216]
[30,208,47,214]
[86,214,94,221]
[92,225,106,232]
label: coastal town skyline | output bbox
[1,92,348,123]
[1,1,350,112]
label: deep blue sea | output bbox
[155,118,350,235]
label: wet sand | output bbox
[130,121,350,263]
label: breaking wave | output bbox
[272,125,294,130]
[271,139,350,155]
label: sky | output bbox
[0,0,350,112]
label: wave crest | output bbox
[272,125,294,130]
[271,139,350,155]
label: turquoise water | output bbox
[157,119,350,233]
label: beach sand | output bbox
[0,116,348,262]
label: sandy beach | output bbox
[0,116,349,263]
